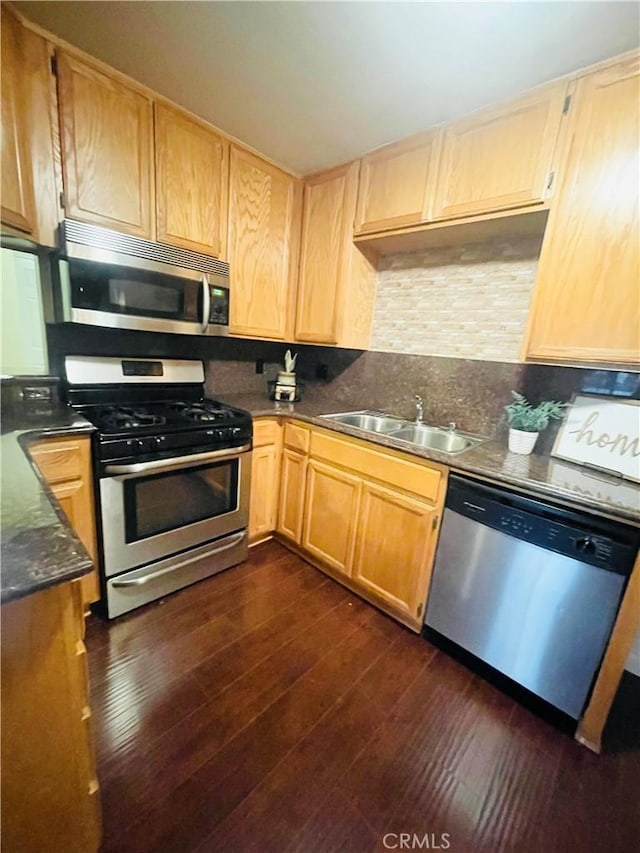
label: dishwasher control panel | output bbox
[451,478,638,576]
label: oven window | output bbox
[124,461,238,542]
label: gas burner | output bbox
[169,401,230,423]
[94,405,166,430]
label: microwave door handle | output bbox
[201,274,210,333]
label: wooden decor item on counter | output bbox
[552,395,640,483]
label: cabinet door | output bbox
[354,130,441,234]
[1,583,101,853]
[276,449,308,544]
[30,436,99,606]
[249,444,280,543]
[352,481,438,625]
[1,7,36,234]
[524,56,640,364]
[228,147,297,338]
[155,104,228,256]
[302,460,361,576]
[57,51,153,238]
[432,82,568,220]
[294,161,359,344]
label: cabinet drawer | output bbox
[283,421,311,453]
[253,418,280,448]
[310,429,444,503]
[30,438,85,484]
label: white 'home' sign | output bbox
[552,395,640,483]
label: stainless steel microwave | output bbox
[54,220,230,336]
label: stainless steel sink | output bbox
[389,424,483,455]
[321,411,487,455]
[321,411,406,433]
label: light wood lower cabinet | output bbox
[29,435,99,607]
[275,421,447,631]
[249,419,282,544]
[352,482,439,622]
[1,580,101,853]
[276,448,308,545]
[302,460,361,575]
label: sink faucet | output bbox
[414,395,424,424]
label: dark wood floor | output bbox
[86,541,640,853]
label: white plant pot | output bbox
[508,428,539,455]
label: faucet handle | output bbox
[447,421,457,432]
[414,394,423,403]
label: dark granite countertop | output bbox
[1,409,96,605]
[220,393,640,526]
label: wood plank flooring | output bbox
[86,541,640,853]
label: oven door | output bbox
[99,446,251,577]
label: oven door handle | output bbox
[103,443,251,476]
[201,274,211,333]
[110,531,247,587]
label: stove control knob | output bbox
[231,427,242,436]
[136,439,147,453]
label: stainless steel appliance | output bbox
[55,220,230,336]
[425,474,639,719]
[65,356,251,618]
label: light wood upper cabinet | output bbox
[295,161,376,347]
[155,104,228,256]
[56,51,153,238]
[354,130,441,234]
[1,6,36,235]
[432,82,569,221]
[228,147,299,338]
[524,55,640,364]
[295,161,359,344]
[352,482,438,622]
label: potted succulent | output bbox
[505,391,566,455]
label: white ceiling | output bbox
[15,1,640,175]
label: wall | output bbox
[370,235,543,361]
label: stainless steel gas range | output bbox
[64,355,252,618]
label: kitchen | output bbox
[1,1,639,851]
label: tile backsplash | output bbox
[370,235,544,361]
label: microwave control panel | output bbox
[208,285,229,325]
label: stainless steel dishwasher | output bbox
[424,474,639,719]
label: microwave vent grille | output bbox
[61,220,229,277]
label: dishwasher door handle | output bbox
[462,501,486,513]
